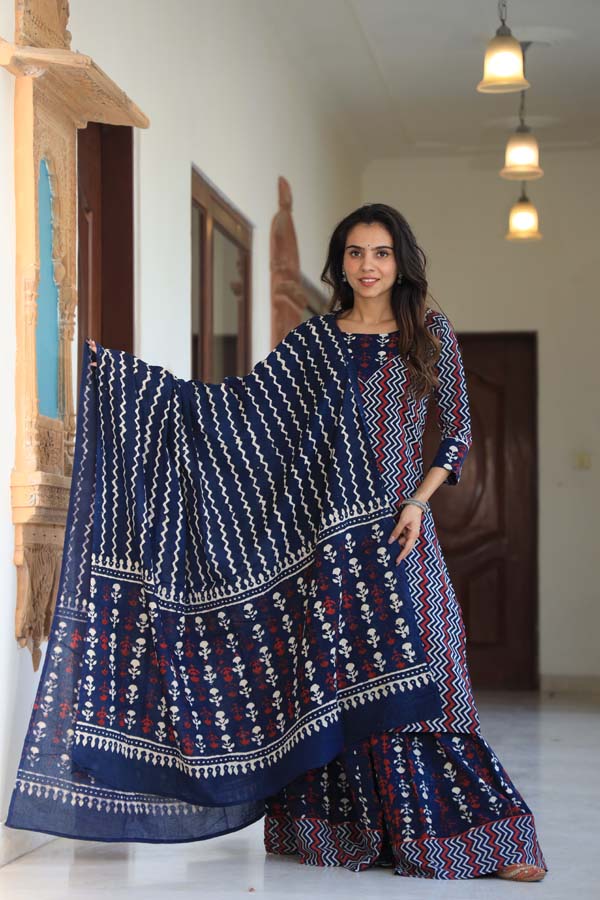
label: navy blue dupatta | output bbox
[6,313,442,843]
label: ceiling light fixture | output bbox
[505,181,542,240]
[477,1,530,94]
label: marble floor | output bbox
[1,690,598,900]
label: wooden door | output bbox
[424,332,538,689]
[77,123,134,384]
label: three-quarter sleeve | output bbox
[425,308,472,485]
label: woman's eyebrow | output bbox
[345,244,393,250]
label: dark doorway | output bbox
[77,123,134,384]
[424,332,538,689]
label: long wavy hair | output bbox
[321,203,441,401]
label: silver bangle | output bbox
[400,497,429,514]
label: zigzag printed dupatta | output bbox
[6,313,443,843]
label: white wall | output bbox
[362,149,600,686]
[0,0,359,864]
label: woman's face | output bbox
[343,222,398,303]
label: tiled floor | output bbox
[1,691,598,899]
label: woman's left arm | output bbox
[388,310,472,563]
[424,310,472,485]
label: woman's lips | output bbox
[359,278,379,285]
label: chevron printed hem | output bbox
[264,812,547,879]
[264,816,387,871]
[263,728,548,879]
[392,813,548,879]
[6,316,447,843]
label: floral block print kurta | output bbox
[264,309,548,878]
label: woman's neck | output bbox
[337,299,395,327]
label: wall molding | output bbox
[540,674,600,695]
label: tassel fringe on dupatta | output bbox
[6,314,443,843]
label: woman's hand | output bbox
[387,503,423,564]
[86,338,97,367]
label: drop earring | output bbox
[397,273,403,284]
[342,270,347,282]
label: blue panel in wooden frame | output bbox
[36,158,59,419]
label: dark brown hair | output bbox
[321,203,440,400]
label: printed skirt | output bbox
[264,729,548,879]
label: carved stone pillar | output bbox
[0,1,148,668]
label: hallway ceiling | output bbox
[263,0,599,167]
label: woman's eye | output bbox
[346,249,391,258]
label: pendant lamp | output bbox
[501,125,543,179]
[477,1,530,93]
[505,183,542,240]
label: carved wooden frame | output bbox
[1,1,148,668]
[270,177,306,345]
[270,176,329,346]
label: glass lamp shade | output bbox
[505,196,542,240]
[477,28,530,94]
[500,127,544,180]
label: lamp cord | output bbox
[518,42,532,127]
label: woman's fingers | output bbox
[396,530,418,564]
[86,338,97,367]
[388,507,423,564]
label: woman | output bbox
[9,205,546,881]
[262,204,547,880]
